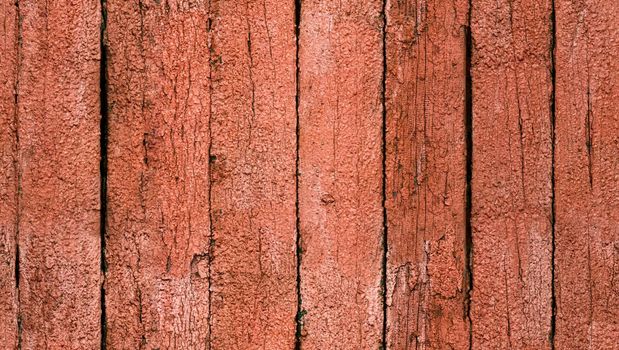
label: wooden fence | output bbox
[0,0,617,349]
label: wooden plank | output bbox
[554,0,619,347]
[17,0,102,347]
[104,1,212,348]
[207,0,297,348]
[470,0,554,348]
[297,1,384,348]
[384,0,470,348]
[0,0,18,348]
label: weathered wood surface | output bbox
[384,0,470,348]
[554,0,619,348]
[297,0,385,348]
[0,1,19,348]
[208,0,297,348]
[1,0,618,349]
[470,0,554,348]
[17,0,102,348]
[104,1,212,348]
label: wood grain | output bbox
[17,0,102,347]
[0,0,18,347]
[384,0,470,348]
[208,0,297,348]
[2,0,618,348]
[298,0,384,348]
[470,0,554,348]
[104,1,211,348]
[554,0,619,347]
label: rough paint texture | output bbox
[0,1,18,348]
[554,0,619,348]
[470,0,554,348]
[385,0,470,348]
[3,0,619,348]
[17,0,102,348]
[298,1,384,348]
[208,0,297,349]
[104,1,211,348]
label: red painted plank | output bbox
[470,0,554,348]
[554,0,619,347]
[104,1,212,348]
[384,0,470,348]
[208,0,297,348]
[17,0,102,347]
[0,1,18,347]
[297,1,384,348]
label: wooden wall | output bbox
[0,0,617,348]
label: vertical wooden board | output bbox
[298,0,384,348]
[384,0,469,348]
[554,0,619,348]
[208,0,297,348]
[17,0,102,348]
[0,1,18,347]
[104,1,211,348]
[470,0,554,348]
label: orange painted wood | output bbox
[3,0,619,347]
[384,0,470,348]
[0,1,18,347]
[470,0,554,348]
[297,1,384,348]
[554,0,619,347]
[207,0,297,348]
[16,0,102,347]
[104,1,212,348]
